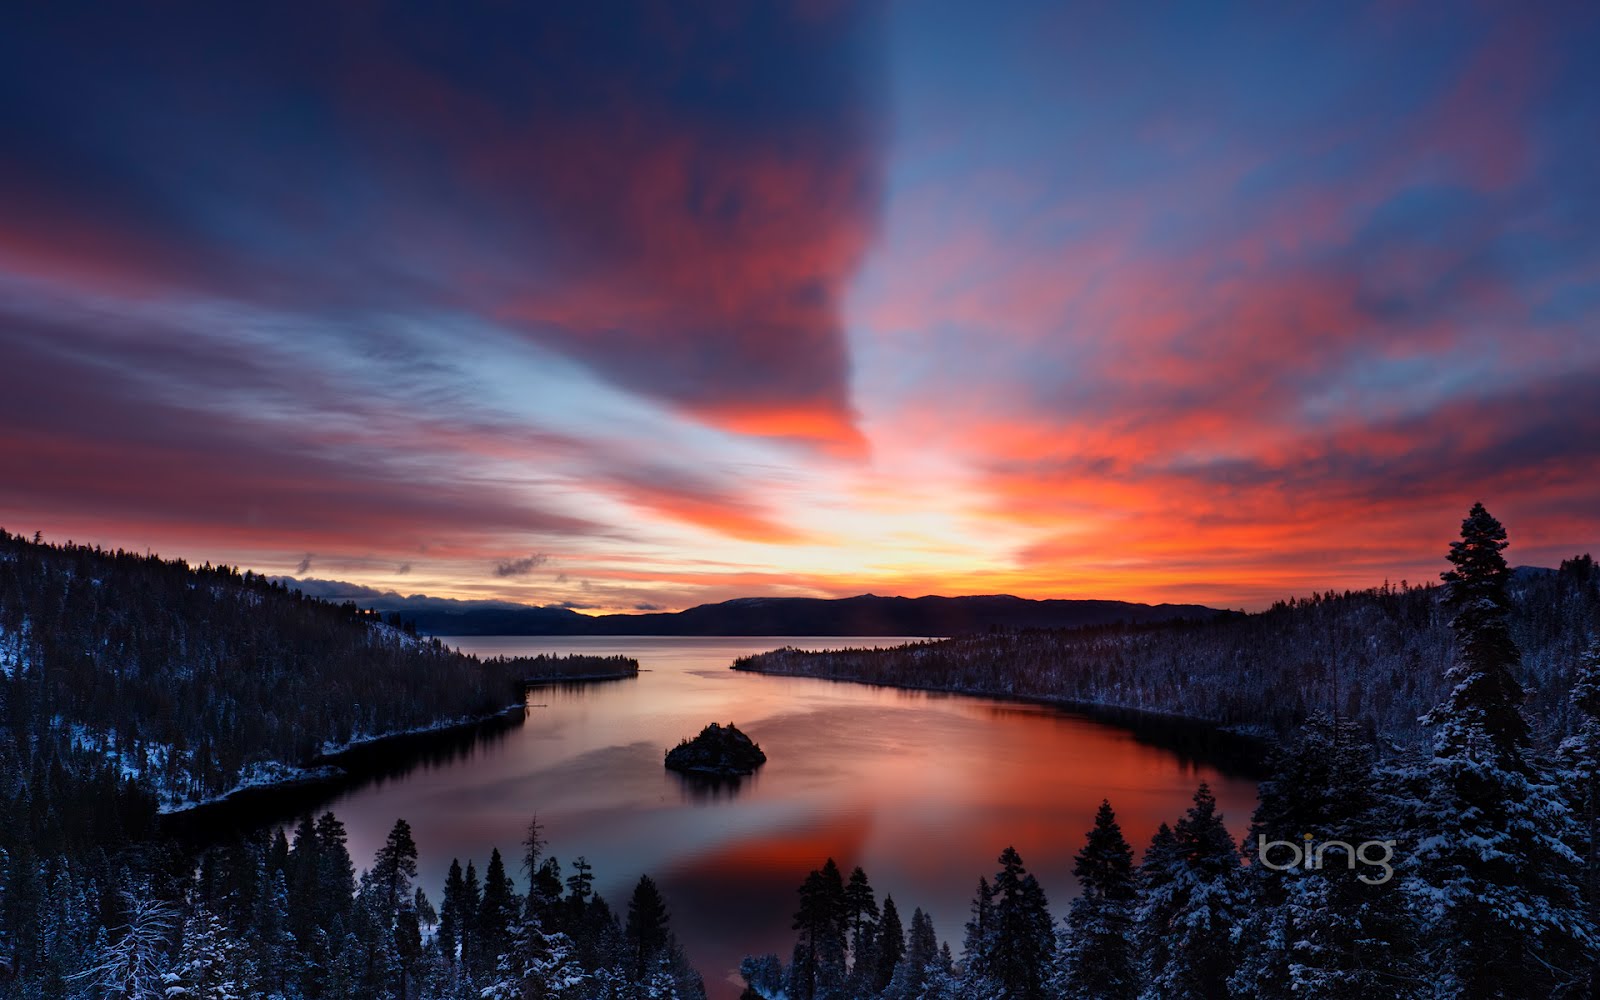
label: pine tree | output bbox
[1134,785,1242,999]
[789,860,847,1000]
[1560,639,1600,998]
[314,811,357,929]
[163,892,243,1000]
[843,866,880,995]
[1056,800,1136,1000]
[626,874,672,981]
[1231,714,1418,999]
[440,858,467,966]
[250,863,293,996]
[961,875,996,988]
[1413,504,1592,997]
[374,818,420,920]
[521,815,556,917]
[875,895,905,994]
[462,858,484,978]
[480,849,520,973]
[986,846,1053,1000]
[565,857,595,908]
[885,906,942,1000]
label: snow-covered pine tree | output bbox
[249,861,293,996]
[1133,784,1242,1000]
[739,952,786,999]
[989,846,1053,999]
[162,891,243,1000]
[1412,503,1591,997]
[1229,713,1418,999]
[960,875,996,991]
[1559,638,1600,997]
[480,905,587,1000]
[1054,800,1136,1000]
[884,906,947,1000]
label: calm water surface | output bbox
[316,636,1258,998]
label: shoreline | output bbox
[732,663,1274,776]
[161,667,639,836]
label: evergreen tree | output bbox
[565,857,595,908]
[842,866,880,995]
[626,874,672,980]
[1134,785,1242,999]
[885,906,941,1000]
[987,847,1053,1000]
[1055,800,1136,1000]
[1560,639,1600,998]
[250,863,293,996]
[314,811,357,929]
[163,892,243,1000]
[439,858,467,966]
[374,818,420,920]
[462,858,485,978]
[480,849,520,973]
[961,875,996,988]
[788,859,848,1000]
[1231,714,1418,999]
[1412,504,1592,997]
[394,892,424,999]
[875,894,905,994]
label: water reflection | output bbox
[225,636,1258,1000]
[672,770,762,803]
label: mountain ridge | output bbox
[275,578,1231,636]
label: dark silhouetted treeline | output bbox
[736,557,1598,744]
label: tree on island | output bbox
[665,722,768,777]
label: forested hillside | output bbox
[736,557,1600,743]
[0,531,630,820]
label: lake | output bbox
[313,636,1259,998]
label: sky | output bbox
[2,1,1597,612]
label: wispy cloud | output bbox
[494,554,549,579]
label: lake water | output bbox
[314,636,1259,998]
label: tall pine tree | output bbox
[1412,504,1591,997]
[1134,785,1242,999]
[1055,800,1136,1000]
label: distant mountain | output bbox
[275,579,1230,636]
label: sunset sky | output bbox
[3,2,1597,612]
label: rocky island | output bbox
[664,722,768,777]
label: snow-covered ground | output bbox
[0,617,29,678]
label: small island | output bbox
[664,722,768,777]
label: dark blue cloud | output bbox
[0,2,887,436]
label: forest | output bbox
[736,556,1599,743]
[2,506,1598,997]
[0,528,633,822]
